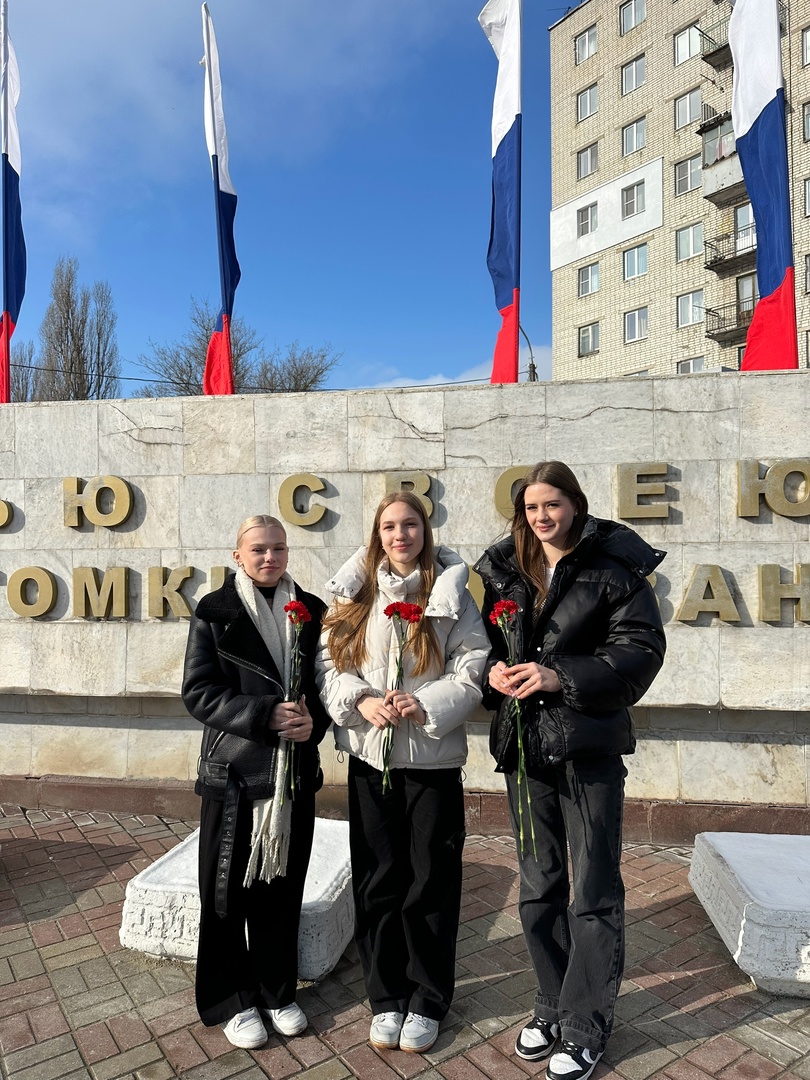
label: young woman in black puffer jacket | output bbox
[474,462,666,1080]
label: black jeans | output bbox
[506,755,627,1053]
[196,787,315,1026]
[348,756,465,1021]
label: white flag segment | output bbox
[479,0,521,158]
[0,2,21,174]
[729,0,783,140]
[201,2,235,196]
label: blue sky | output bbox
[11,0,557,393]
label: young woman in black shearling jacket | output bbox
[474,462,666,1080]
[182,515,330,1051]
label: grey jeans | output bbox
[506,755,627,1053]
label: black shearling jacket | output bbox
[474,516,666,773]
[182,573,330,801]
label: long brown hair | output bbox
[323,492,442,676]
[511,462,588,603]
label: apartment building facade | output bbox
[549,0,810,379]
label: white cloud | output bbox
[339,343,552,390]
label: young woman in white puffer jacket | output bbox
[317,492,489,1055]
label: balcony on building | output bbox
[704,223,757,274]
[699,3,785,69]
[704,299,755,343]
[699,110,747,206]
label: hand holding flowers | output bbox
[379,601,424,792]
[281,600,312,801]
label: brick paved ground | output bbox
[1,806,809,1080]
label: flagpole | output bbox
[201,5,231,367]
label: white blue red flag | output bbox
[201,3,240,395]
[0,0,26,404]
[729,0,797,370]
[479,0,521,384]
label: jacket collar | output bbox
[194,573,283,686]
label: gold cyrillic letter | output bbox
[8,567,57,617]
[617,462,670,519]
[384,472,433,518]
[494,466,529,520]
[147,566,193,618]
[675,565,741,623]
[0,500,12,528]
[73,567,129,618]
[738,459,810,518]
[63,476,134,528]
[758,564,810,622]
[278,473,327,527]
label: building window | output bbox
[578,263,599,296]
[575,25,597,64]
[804,255,810,293]
[737,345,746,367]
[624,307,648,342]
[677,356,705,373]
[804,102,810,141]
[622,55,646,94]
[621,181,645,218]
[622,117,646,155]
[676,222,703,261]
[737,273,758,323]
[578,322,600,356]
[620,0,645,35]
[577,202,598,236]
[677,289,704,326]
[577,143,599,179]
[805,178,810,215]
[623,243,648,280]
[803,28,810,66]
[577,84,599,121]
[674,25,701,64]
[675,88,701,129]
[704,118,736,165]
[734,203,756,252]
[675,154,701,194]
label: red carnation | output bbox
[284,600,311,625]
[489,599,519,625]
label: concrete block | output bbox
[99,399,184,477]
[182,397,256,475]
[348,390,445,471]
[120,817,354,981]
[256,394,349,473]
[689,832,810,996]
[545,379,654,464]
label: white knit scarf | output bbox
[234,564,296,883]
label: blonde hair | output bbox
[323,492,441,677]
[235,515,286,548]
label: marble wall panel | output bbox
[178,474,270,549]
[465,722,505,792]
[545,379,655,463]
[104,476,181,550]
[719,627,810,711]
[0,714,32,774]
[653,376,741,461]
[31,715,128,779]
[126,716,199,781]
[628,462,720,545]
[182,397,256,475]
[255,394,349,473]
[640,621,720,708]
[99,399,183,476]
[717,459,810,544]
[444,385,547,469]
[0,623,31,692]
[0,407,14,476]
[271,471,364,552]
[740,372,810,458]
[679,733,806,804]
[626,735,680,800]
[348,391,445,471]
[30,622,126,696]
[14,401,99,478]
[20,478,99,552]
[0,479,24,549]
[125,623,189,695]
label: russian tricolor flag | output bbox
[201,3,241,396]
[480,0,521,384]
[729,0,798,370]
[0,0,26,405]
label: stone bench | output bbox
[119,817,354,982]
[689,832,810,998]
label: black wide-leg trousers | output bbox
[507,755,627,1053]
[348,756,465,1021]
[196,787,315,1026]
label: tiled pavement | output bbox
[1,807,810,1080]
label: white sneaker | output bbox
[222,1007,268,1049]
[399,1012,440,1053]
[264,1001,308,1036]
[369,1011,405,1049]
[547,1041,604,1080]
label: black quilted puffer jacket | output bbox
[182,573,330,801]
[473,517,666,773]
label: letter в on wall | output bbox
[384,472,433,518]
[8,567,57,617]
[675,565,742,622]
[758,565,810,622]
[494,467,529,520]
[0,500,13,528]
[147,567,193,618]
[617,463,670,519]
[738,460,810,518]
[278,474,326,527]
[63,476,134,528]
[73,567,129,618]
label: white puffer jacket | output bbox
[317,546,490,772]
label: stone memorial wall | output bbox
[1,373,808,836]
